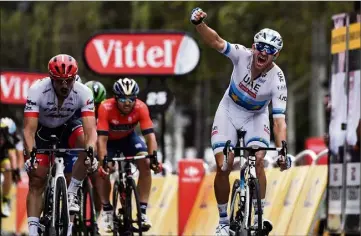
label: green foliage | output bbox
[0,1,355,150]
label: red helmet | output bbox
[48,54,78,79]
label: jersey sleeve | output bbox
[138,104,154,135]
[96,103,109,136]
[271,71,287,118]
[80,87,95,117]
[218,40,249,64]
[24,82,41,117]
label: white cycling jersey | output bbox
[24,77,95,128]
[211,40,287,154]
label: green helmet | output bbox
[85,81,107,104]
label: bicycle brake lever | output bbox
[223,140,232,155]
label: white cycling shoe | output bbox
[215,223,230,236]
[100,210,113,233]
[68,193,80,213]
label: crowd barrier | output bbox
[1,149,329,236]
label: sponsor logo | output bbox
[264,124,270,135]
[83,32,200,76]
[258,77,266,83]
[211,126,218,136]
[278,94,287,102]
[0,72,46,105]
[86,98,94,105]
[277,85,287,91]
[277,71,284,83]
[25,106,32,110]
[26,99,37,106]
[181,165,202,183]
[47,102,55,105]
[184,166,200,177]
[110,123,137,131]
[111,119,119,125]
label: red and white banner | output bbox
[178,159,205,235]
[83,32,200,76]
[0,71,47,105]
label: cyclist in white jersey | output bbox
[23,54,98,236]
[191,8,292,236]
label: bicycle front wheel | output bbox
[125,178,142,236]
[82,178,97,236]
[53,178,69,236]
[247,179,263,236]
[230,179,243,236]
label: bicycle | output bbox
[103,150,160,236]
[29,134,93,236]
[222,129,286,236]
[72,173,99,236]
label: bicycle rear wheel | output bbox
[247,179,263,236]
[124,178,142,236]
[53,177,69,236]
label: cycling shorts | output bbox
[211,96,271,155]
[107,131,148,158]
[28,119,84,168]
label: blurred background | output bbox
[0,1,360,236]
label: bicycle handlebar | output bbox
[102,150,161,173]
[221,140,287,171]
[29,146,94,169]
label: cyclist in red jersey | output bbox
[96,78,161,232]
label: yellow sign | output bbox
[287,165,328,235]
[270,166,311,235]
[148,175,179,235]
[263,167,293,224]
[331,23,361,54]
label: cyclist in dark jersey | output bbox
[0,118,20,217]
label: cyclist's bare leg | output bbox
[255,150,266,198]
[27,165,49,234]
[214,152,234,204]
[71,134,88,181]
[136,158,152,204]
[93,172,111,206]
[90,173,102,214]
[1,160,12,200]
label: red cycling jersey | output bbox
[97,98,154,140]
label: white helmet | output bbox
[113,78,139,97]
[254,28,283,51]
[0,117,16,135]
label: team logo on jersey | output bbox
[128,117,132,122]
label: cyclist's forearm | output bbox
[273,120,287,147]
[23,129,35,153]
[97,135,108,161]
[144,133,158,154]
[196,22,224,50]
[84,128,97,151]
[8,149,18,169]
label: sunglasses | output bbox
[116,96,136,103]
[255,43,278,55]
[53,77,75,86]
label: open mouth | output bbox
[256,54,268,67]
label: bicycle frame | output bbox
[227,129,285,234]
[49,154,69,228]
